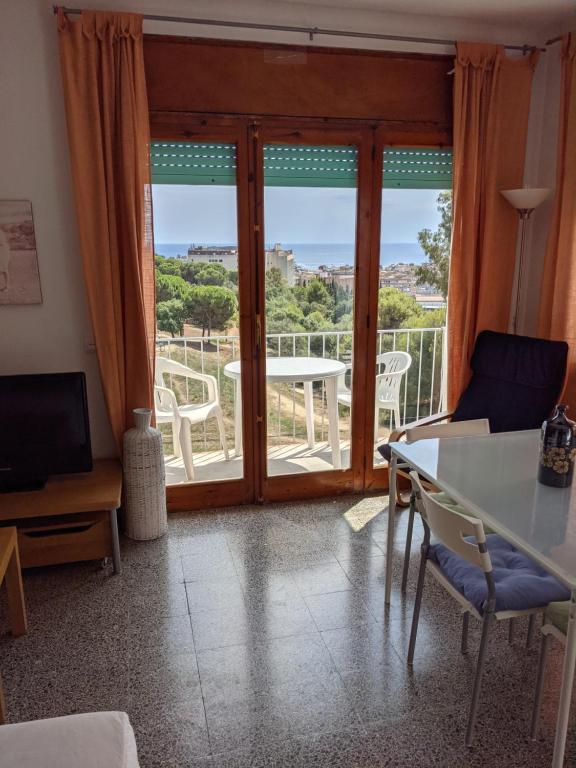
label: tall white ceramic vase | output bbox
[123,408,167,540]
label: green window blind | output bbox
[263,145,358,188]
[150,142,452,190]
[150,142,237,185]
[383,147,453,190]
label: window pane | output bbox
[263,144,358,477]
[374,151,451,466]
[151,142,243,485]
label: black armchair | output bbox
[382,330,569,504]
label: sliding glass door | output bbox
[262,142,358,479]
[150,128,257,509]
[149,120,452,508]
[373,147,452,468]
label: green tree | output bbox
[303,279,334,317]
[185,285,237,337]
[401,307,446,329]
[266,267,290,301]
[156,272,191,303]
[267,303,306,335]
[156,299,187,337]
[196,263,228,286]
[378,287,423,329]
[155,256,182,276]
[415,191,452,299]
[179,262,204,284]
[303,310,332,333]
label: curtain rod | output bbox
[52,6,545,52]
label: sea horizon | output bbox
[154,242,427,268]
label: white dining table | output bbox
[386,429,576,768]
[223,356,346,469]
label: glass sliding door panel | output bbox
[374,147,451,466]
[151,141,243,485]
[262,143,358,477]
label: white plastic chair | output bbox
[154,357,229,481]
[337,351,412,437]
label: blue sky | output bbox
[151,186,443,244]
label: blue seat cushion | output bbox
[429,534,571,614]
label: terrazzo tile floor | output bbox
[1,494,575,767]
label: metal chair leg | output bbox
[401,494,416,594]
[408,546,427,666]
[461,612,470,654]
[466,609,494,747]
[531,632,550,740]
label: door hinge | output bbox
[254,224,260,232]
[256,415,263,423]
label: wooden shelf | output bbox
[0,459,122,521]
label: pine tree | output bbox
[415,191,452,299]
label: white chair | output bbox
[154,356,229,481]
[337,351,412,437]
[400,418,491,592]
[408,472,570,747]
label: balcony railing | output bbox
[156,327,446,455]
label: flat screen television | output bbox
[0,372,92,492]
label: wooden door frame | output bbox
[150,114,451,510]
[255,122,372,503]
[363,126,452,492]
[150,117,258,511]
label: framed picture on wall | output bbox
[0,200,42,306]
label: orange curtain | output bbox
[57,9,155,452]
[538,34,576,407]
[447,43,539,409]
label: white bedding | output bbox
[0,711,140,768]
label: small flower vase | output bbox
[123,408,167,540]
[538,404,576,489]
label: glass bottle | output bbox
[538,404,576,488]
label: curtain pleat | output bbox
[447,43,539,409]
[57,9,155,453]
[538,34,576,408]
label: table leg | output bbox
[5,541,26,636]
[325,377,341,470]
[385,454,398,606]
[303,381,315,450]
[109,508,122,576]
[234,378,243,456]
[552,590,576,768]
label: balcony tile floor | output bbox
[1,495,575,768]
[164,440,388,484]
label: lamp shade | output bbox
[501,187,551,211]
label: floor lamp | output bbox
[501,187,550,334]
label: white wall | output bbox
[0,0,115,457]
[0,0,567,459]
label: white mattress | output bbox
[0,711,140,768]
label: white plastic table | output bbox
[387,429,576,768]
[224,357,346,469]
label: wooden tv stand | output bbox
[0,459,122,574]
